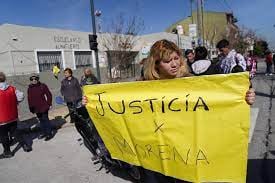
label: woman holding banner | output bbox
[82,39,255,182]
[143,39,255,105]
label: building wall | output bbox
[0,24,90,50]
[63,50,75,69]
[11,51,37,75]
[0,51,14,75]
[166,11,236,46]
[0,24,194,76]
[0,24,98,75]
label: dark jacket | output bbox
[61,76,82,103]
[80,75,100,87]
[28,82,52,113]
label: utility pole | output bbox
[201,0,205,46]
[89,0,101,82]
[190,0,194,23]
[196,0,202,46]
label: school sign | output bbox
[84,72,250,183]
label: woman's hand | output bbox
[245,88,255,105]
[82,96,88,106]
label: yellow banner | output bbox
[83,72,250,183]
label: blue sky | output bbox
[1,0,275,48]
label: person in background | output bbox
[61,68,82,123]
[0,72,31,159]
[52,63,60,80]
[265,51,273,76]
[184,49,195,72]
[137,58,147,81]
[191,46,220,75]
[80,68,100,87]
[246,51,257,78]
[28,74,54,141]
[216,39,247,74]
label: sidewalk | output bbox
[17,106,74,133]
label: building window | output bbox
[74,51,93,68]
[37,51,62,72]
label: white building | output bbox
[0,24,193,76]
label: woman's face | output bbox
[156,51,181,79]
[64,71,72,78]
[30,76,38,84]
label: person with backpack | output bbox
[216,39,246,74]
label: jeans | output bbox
[36,111,52,136]
[266,62,272,74]
[0,121,17,153]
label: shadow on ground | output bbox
[9,116,67,156]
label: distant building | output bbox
[0,24,193,76]
[166,11,239,49]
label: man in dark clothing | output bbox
[265,51,273,76]
[185,49,195,73]
[61,68,82,123]
[191,46,220,75]
[28,74,54,141]
[80,68,100,87]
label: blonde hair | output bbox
[144,39,191,80]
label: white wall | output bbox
[0,52,14,75]
[11,51,37,75]
[63,50,75,69]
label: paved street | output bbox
[0,60,274,183]
[0,127,131,183]
[247,60,275,183]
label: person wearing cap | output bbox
[0,72,32,159]
[27,74,54,141]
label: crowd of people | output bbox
[0,67,99,159]
[1,38,255,181]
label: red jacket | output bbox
[28,82,52,113]
[0,86,18,124]
[266,54,273,63]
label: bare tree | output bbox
[100,13,144,81]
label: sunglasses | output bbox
[30,77,38,81]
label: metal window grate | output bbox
[37,51,62,72]
[74,51,93,68]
